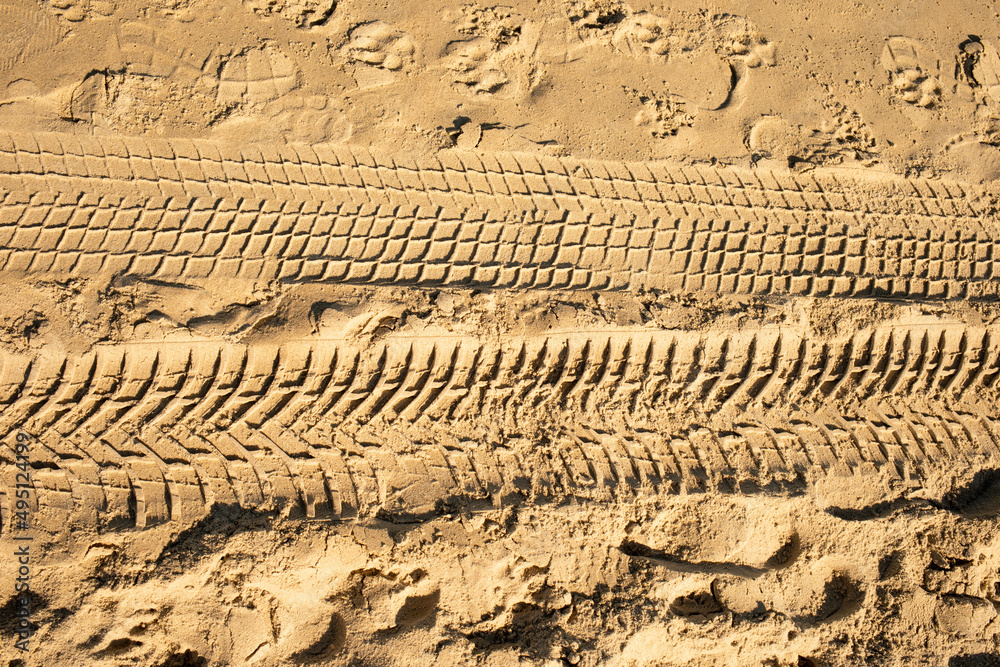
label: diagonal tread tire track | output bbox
[3,398,996,529]
[2,325,1000,529]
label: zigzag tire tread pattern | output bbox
[1,325,999,529]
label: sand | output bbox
[1,0,1000,665]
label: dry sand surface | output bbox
[3,0,1000,665]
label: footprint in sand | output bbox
[608,11,737,111]
[881,36,958,108]
[713,559,857,624]
[631,498,800,571]
[354,568,442,631]
[344,22,418,75]
[771,560,855,623]
[442,10,542,100]
[748,103,877,166]
[923,538,1000,603]
[217,45,300,106]
[715,15,778,69]
[612,12,776,72]
[624,500,863,627]
[629,89,694,138]
[60,22,349,141]
[0,2,65,73]
[963,37,1000,104]
[242,0,337,27]
[262,93,352,144]
[443,38,521,96]
[544,4,779,141]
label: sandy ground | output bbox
[1,0,1000,665]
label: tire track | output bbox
[1,325,999,529]
[0,192,998,298]
[0,132,988,228]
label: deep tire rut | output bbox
[2,325,999,529]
